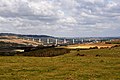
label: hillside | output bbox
[0,36,42,47]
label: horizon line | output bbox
[0,32,120,38]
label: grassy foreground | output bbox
[0,47,120,80]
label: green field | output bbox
[0,47,120,80]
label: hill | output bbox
[0,35,42,47]
[0,33,55,39]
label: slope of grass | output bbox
[0,47,120,80]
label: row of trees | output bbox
[105,41,120,44]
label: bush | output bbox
[90,46,98,49]
[0,52,15,56]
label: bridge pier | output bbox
[55,39,58,45]
[47,38,50,44]
[73,39,75,44]
[64,39,67,44]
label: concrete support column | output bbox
[47,38,50,44]
[81,39,84,43]
[39,39,41,42]
[73,39,75,44]
[32,38,35,41]
[64,39,67,44]
[55,39,58,45]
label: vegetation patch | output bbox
[16,48,70,57]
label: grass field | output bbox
[0,47,120,80]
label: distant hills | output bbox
[0,33,55,39]
[0,33,45,47]
[0,33,120,47]
[0,33,120,39]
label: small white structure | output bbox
[64,39,67,44]
[13,49,24,53]
[27,38,30,40]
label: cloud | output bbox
[0,0,120,37]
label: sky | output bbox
[0,0,120,37]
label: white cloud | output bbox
[106,1,117,9]
[84,0,104,4]
[58,17,77,24]
[29,1,55,16]
[0,0,120,37]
